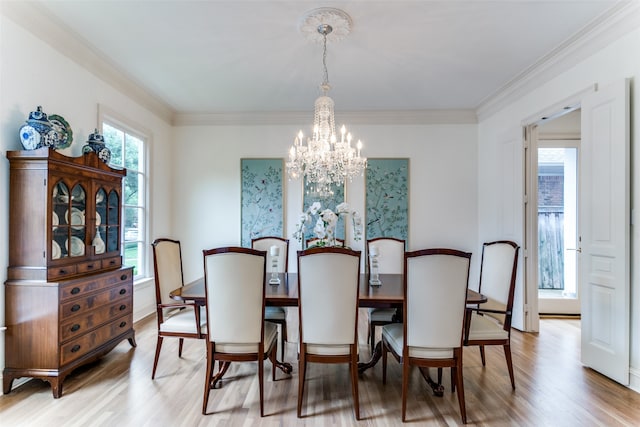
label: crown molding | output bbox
[172,109,478,126]
[476,1,640,121]
[1,1,174,124]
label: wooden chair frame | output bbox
[381,248,471,424]
[296,247,362,420]
[201,246,278,416]
[366,237,405,354]
[252,236,289,357]
[464,240,520,389]
[151,238,205,380]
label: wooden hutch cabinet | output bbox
[3,148,136,398]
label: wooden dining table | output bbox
[170,273,487,394]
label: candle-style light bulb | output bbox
[357,140,363,157]
[341,125,346,142]
[297,130,303,146]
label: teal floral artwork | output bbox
[366,159,409,241]
[302,179,346,243]
[241,159,283,247]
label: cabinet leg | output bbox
[50,377,63,399]
[3,376,14,394]
[128,334,137,348]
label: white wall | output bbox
[478,27,640,389]
[0,16,173,373]
[172,124,479,284]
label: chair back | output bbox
[478,241,520,325]
[152,238,184,306]
[203,247,266,344]
[404,249,471,351]
[252,236,289,273]
[367,237,405,274]
[297,247,361,346]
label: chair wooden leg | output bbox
[479,345,486,366]
[269,344,277,381]
[350,346,360,420]
[259,351,265,417]
[503,343,516,389]
[401,361,410,422]
[178,338,184,358]
[455,349,467,424]
[382,339,388,385]
[451,367,456,393]
[281,321,287,359]
[297,349,306,418]
[202,343,214,415]
[369,323,375,355]
[151,336,164,379]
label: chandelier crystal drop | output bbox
[286,8,366,198]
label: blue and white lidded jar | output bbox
[82,128,111,164]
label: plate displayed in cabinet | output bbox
[52,211,59,230]
[52,240,62,260]
[66,207,85,230]
[66,236,85,257]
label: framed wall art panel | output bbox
[365,158,409,243]
[241,158,284,247]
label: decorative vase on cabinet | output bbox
[3,147,136,398]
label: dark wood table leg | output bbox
[275,360,293,375]
[210,361,231,388]
[358,341,383,374]
[419,367,444,397]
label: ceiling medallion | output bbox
[299,7,352,43]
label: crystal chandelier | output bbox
[286,8,366,198]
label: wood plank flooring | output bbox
[2,311,640,426]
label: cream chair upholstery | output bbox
[202,247,278,416]
[381,248,471,423]
[252,236,289,358]
[151,238,206,380]
[367,238,405,354]
[464,240,520,389]
[297,247,362,419]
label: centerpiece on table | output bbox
[294,202,363,248]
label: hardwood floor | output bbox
[2,311,639,426]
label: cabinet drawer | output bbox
[60,299,132,341]
[77,260,102,274]
[60,268,133,301]
[102,256,122,269]
[49,264,78,280]
[60,283,132,320]
[60,314,133,365]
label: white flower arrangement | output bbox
[294,202,363,247]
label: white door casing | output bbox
[580,79,630,385]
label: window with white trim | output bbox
[102,120,147,279]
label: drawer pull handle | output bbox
[119,288,126,295]
[119,304,127,311]
[87,264,94,269]
[70,324,80,332]
[119,321,127,328]
[71,345,81,353]
[110,260,116,265]
[70,287,81,295]
[59,269,67,274]
[120,274,128,280]
[71,304,81,312]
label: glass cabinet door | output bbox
[51,181,86,259]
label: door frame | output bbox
[522,86,594,332]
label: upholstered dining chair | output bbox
[366,237,405,354]
[464,240,520,389]
[251,236,289,358]
[151,238,206,380]
[306,237,345,248]
[297,247,362,420]
[201,247,279,416]
[381,248,472,423]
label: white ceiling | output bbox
[19,1,631,117]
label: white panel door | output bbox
[580,79,630,385]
